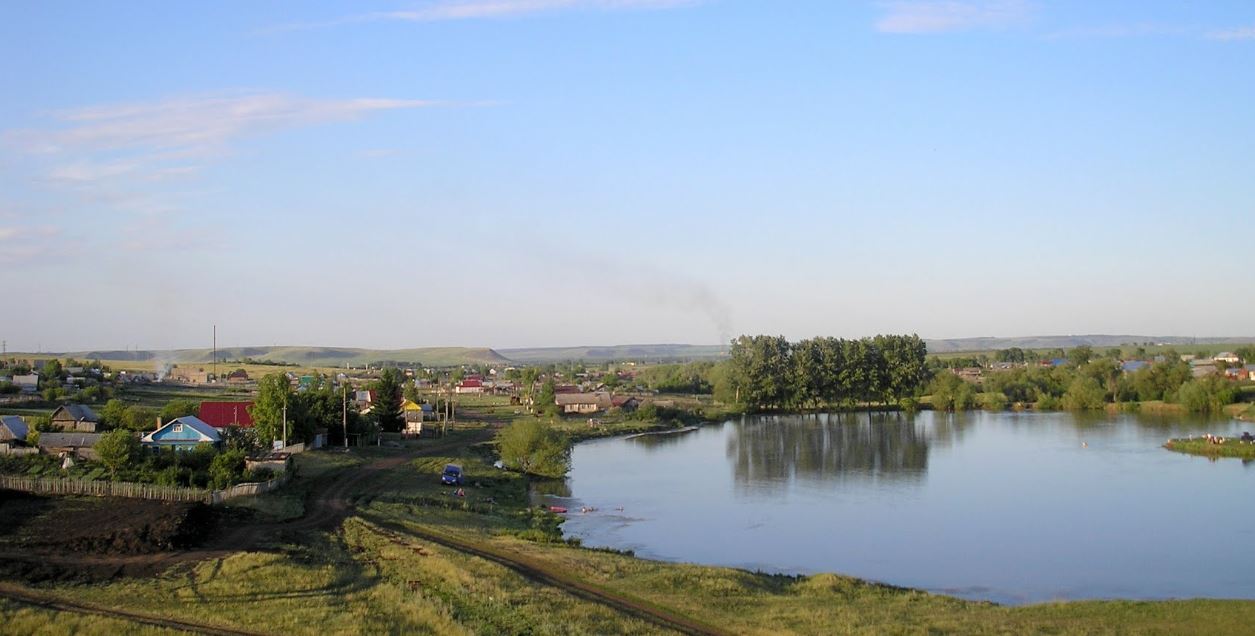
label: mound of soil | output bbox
[0,492,217,556]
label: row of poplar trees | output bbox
[727,334,931,410]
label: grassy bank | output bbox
[6,405,1255,633]
[1164,437,1255,459]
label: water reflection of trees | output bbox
[726,413,930,489]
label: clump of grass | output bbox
[1164,437,1255,459]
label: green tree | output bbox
[39,359,63,389]
[496,419,570,478]
[250,373,292,446]
[100,398,129,428]
[1067,345,1094,367]
[372,368,404,433]
[535,378,557,415]
[728,335,794,410]
[95,429,140,478]
[1174,377,1239,414]
[1061,377,1106,410]
[208,449,247,489]
[929,372,975,411]
[122,406,159,432]
[159,398,200,422]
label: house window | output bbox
[173,424,183,433]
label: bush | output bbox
[1175,377,1239,414]
[1062,377,1106,410]
[496,420,570,478]
[209,449,247,489]
[978,392,1008,411]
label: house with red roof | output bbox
[199,401,255,431]
[455,379,484,394]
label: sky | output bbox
[2,0,1254,352]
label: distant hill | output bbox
[41,336,1255,368]
[63,346,510,368]
[499,344,730,364]
[921,335,1255,354]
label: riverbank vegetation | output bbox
[1164,437,1255,459]
[633,341,1251,416]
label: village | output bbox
[0,356,653,496]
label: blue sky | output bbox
[2,1,1253,351]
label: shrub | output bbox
[978,392,1008,411]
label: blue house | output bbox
[142,416,222,451]
[1121,360,1149,373]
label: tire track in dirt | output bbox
[361,519,729,636]
[0,581,268,636]
[2,428,725,635]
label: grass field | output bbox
[6,398,1255,634]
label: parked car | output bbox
[441,463,463,486]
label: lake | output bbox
[550,411,1255,604]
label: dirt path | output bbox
[364,519,729,636]
[0,581,268,636]
[0,427,726,635]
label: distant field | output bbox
[499,344,730,363]
[12,336,1255,369]
[42,346,510,368]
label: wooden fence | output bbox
[0,473,289,505]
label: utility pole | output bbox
[282,398,288,449]
[212,325,217,384]
[342,383,348,448]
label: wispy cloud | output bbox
[16,92,435,158]
[268,0,700,32]
[875,0,1032,34]
[0,224,63,263]
[1207,25,1255,41]
[5,91,437,220]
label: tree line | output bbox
[726,334,931,411]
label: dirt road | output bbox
[0,429,726,635]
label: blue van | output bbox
[441,463,463,486]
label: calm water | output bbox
[551,411,1255,604]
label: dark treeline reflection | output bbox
[726,413,930,490]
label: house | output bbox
[199,401,255,430]
[169,366,209,384]
[1121,360,1149,373]
[354,390,375,408]
[226,369,250,385]
[12,374,39,395]
[1213,352,1242,365]
[555,392,614,415]
[51,404,102,432]
[0,416,28,442]
[1191,364,1218,378]
[141,416,222,451]
[455,379,484,394]
[1224,367,1245,380]
[611,396,640,412]
[402,399,425,436]
[1247,364,1255,382]
[952,367,983,382]
[37,432,103,460]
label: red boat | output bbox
[548,506,568,514]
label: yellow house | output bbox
[402,399,425,437]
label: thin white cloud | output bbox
[875,0,1032,34]
[269,0,699,32]
[1207,25,1255,41]
[0,225,63,262]
[5,91,436,219]
[21,92,434,157]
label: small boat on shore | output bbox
[548,506,568,514]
